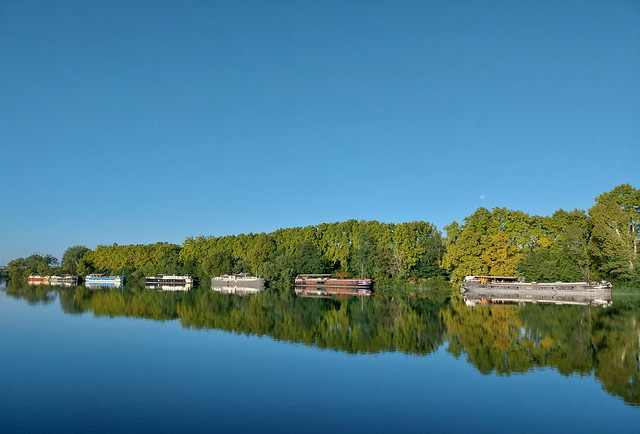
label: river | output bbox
[1,280,638,433]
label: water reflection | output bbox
[27,275,80,287]
[3,280,639,406]
[462,288,612,307]
[145,283,194,291]
[85,281,124,290]
[212,285,265,295]
[295,285,372,298]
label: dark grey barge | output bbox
[461,275,612,307]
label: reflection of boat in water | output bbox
[50,275,79,286]
[145,275,198,291]
[148,284,193,291]
[85,281,124,289]
[212,285,265,296]
[85,274,124,285]
[295,286,372,298]
[211,274,265,289]
[295,274,372,289]
[27,275,50,285]
[461,275,612,307]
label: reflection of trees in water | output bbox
[591,297,640,406]
[40,284,448,355]
[5,283,639,406]
[444,293,640,406]
[5,281,58,305]
[177,289,448,355]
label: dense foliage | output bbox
[443,184,639,285]
[7,253,59,281]
[6,184,639,286]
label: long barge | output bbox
[461,275,612,292]
[461,275,612,307]
[294,274,372,289]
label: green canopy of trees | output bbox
[6,184,639,286]
[443,184,639,285]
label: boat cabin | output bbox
[464,275,524,284]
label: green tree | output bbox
[349,231,377,278]
[8,253,58,280]
[443,207,568,285]
[61,245,90,274]
[589,184,640,281]
[247,233,276,276]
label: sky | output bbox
[1,0,639,263]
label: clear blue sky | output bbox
[1,0,639,263]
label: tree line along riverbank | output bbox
[6,184,640,289]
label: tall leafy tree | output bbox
[443,208,533,285]
[589,184,640,281]
[61,245,90,274]
[247,233,276,276]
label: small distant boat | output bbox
[50,275,79,286]
[295,274,372,289]
[211,274,265,289]
[85,274,125,285]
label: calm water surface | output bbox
[1,281,638,433]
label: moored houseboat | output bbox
[85,274,125,285]
[294,274,372,289]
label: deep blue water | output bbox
[1,285,639,433]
